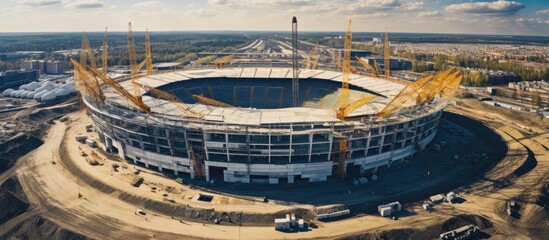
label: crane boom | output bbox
[73,59,151,114]
[102,27,108,77]
[376,68,454,119]
[338,94,377,119]
[127,22,141,102]
[422,70,461,104]
[145,29,153,75]
[80,32,97,70]
[302,44,320,69]
[338,20,353,116]
[73,63,105,102]
[213,54,235,69]
[355,57,379,77]
[139,84,204,118]
[192,95,235,108]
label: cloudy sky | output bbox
[1,0,548,36]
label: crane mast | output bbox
[384,30,390,80]
[80,32,97,70]
[145,29,153,75]
[127,22,141,102]
[102,27,108,77]
[291,16,299,107]
[338,19,352,116]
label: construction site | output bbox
[0,18,547,240]
[73,20,462,184]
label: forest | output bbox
[0,32,251,71]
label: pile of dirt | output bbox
[1,177,28,203]
[0,178,29,225]
[338,214,493,240]
[16,101,80,124]
[0,135,43,174]
[1,216,89,240]
[118,192,315,225]
[455,99,549,131]
[514,181,549,228]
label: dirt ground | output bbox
[0,97,547,239]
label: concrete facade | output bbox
[83,68,445,184]
[87,99,442,184]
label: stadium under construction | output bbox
[75,21,463,184]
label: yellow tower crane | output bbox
[213,54,235,69]
[72,59,151,114]
[78,32,104,102]
[376,68,455,120]
[138,84,205,119]
[331,49,358,73]
[335,19,353,179]
[384,30,390,80]
[102,27,108,77]
[337,19,353,119]
[355,56,379,77]
[302,44,320,69]
[145,29,153,75]
[73,62,105,102]
[192,94,235,108]
[127,22,141,102]
[80,32,97,69]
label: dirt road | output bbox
[2,98,547,239]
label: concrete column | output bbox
[105,137,113,152]
[225,133,230,162]
[288,175,294,184]
[308,133,313,162]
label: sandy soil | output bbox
[0,97,546,239]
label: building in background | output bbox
[334,49,372,58]
[362,57,413,71]
[21,60,65,75]
[0,70,39,90]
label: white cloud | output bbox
[417,11,440,17]
[186,9,218,17]
[536,9,549,15]
[445,1,524,16]
[0,5,31,17]
[516,18,549,25]
[208,0,315,7]
[444,17,479,24]
[65,0,104,9]
[402,1,424,11]
[353,12,390,19]
[123,7,174,17]
[131,1,161,9]
[19,0,62,7]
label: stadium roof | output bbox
[104,68,410,125]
